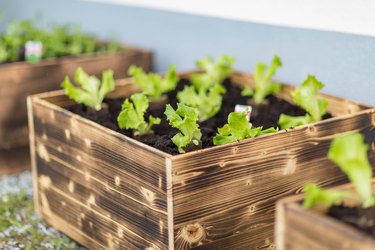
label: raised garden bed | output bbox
[28,70,375,249]
[0,47,152,176]
[276,180,375,250]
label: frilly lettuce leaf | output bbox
[165,103,202,153]
[190,55,235,90]
[213,111,278,146]
[177,84,225,122]
[128,64,179,101]
[117,93,160,136]
[302,183,352,209]
[278,75,328,129]
[303,132,375,209]
[252,55,282,104]
[292,75,328,122]
[328,133,375,207]
[61,67,114,111]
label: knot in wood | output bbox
[181,223,205,244]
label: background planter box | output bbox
[0,46,152,176]
[28,71,375,249]
[276,180,375,250]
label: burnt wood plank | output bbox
[39,178,165,249]
[36,156,168,249]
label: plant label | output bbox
[25,41,42,62]
[234,104,252,121]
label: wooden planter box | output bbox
[0,46,152,175]
[276,180,375,250]
[28,71,375,250]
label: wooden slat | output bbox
[36,155,168,249]
[39,181,162,249]
[276,181,375,250]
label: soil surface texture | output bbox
[68,78,331,155]
[328,205,375,237]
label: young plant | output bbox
[278,75,328,129]
[128,64,179,101]
[213,111,278,146]
[177,84,225,122]
[0,19,123,63]
[303,132,375,209]
[242,55,282,104]
[165,103,202,153]
[190,55,235,90]
[61,67,115,111]
[117,93,161,136]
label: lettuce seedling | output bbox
[177,84,225,122]
[0,19,123,63]
[61,67,115,111]
[190,55,235,90]
[245,55,282,104]
[128,64,179,101]
[303,132,375,209]
[213,111,278,146]
[302,183,352,209]
[117,93,161,136]
[278,75,328,129]
[165,103,202,153]
[328,133,375,207]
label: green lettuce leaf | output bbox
[213,111,277,146]
[302,183,351,209]
[177,84,225,122]
[278,114,312,129]
[253,55,282,104]
[278,75,328,129]
[291,75,328,122]
[0,19,123,63]
[128,64,179,101]
[241,86,254,97]
[165,103,202,153]
[190,55,235,90]
[117,93,160,136]
[328,133,375,207]
[61,67,115,110]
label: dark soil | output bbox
[67,78,331,155]
[328,205,375,237]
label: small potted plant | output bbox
[28,55,375,249]
[0,18,152,175]
[276,132,375,250]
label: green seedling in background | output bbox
[128,64,179,101]
[190,55,235,90]
[61,67,115,111]
[177,84,225,122]
[0,18,123,63]
[303,132,375,209]
[242,55,282,104]
[278,75,328,129]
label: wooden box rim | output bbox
[28,70,375,160]
[0,44,151,70]
[276,180,375,247]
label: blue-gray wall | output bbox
[1,0,375,104]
